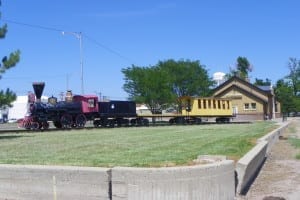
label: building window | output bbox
[244,102,257,110]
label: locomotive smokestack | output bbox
[32,82,45,102]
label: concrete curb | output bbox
[0,164,111,200]
[257,121,290,154]
[111,160,235,200]
[235,140,268,194]
[235,120,291,195]
[0,160,236,200]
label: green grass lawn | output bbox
[288,136,300,160]
[285,122,300,160]
[0,121,278,167]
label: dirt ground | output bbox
[237,118,300,200]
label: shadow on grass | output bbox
[0,135,33,140]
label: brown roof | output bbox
[212,76,273,103]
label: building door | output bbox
[233,106,238,116]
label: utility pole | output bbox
[62,31,84,94]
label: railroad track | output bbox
[0,121,251,134]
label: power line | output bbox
[2,18,135,64]
[1,74,67,80]
[83,33,135,64]
[2,18,63,33]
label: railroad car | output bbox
[169,96,233,124]
[94,100,141,127]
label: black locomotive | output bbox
[19,82,148,130]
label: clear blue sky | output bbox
[1,0,299,100]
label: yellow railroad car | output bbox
[177,96,233,123]
[138,96,234,125]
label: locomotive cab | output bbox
[52,95,99,129]
[73,95,99,114]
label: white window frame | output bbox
[244,103,249,110]
[244,102,257,110]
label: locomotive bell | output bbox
[32,82,45,102]
[48,96,57,105]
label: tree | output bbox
[0,88,16,108]
[122,65,173,113]
[158,59,213,98]
[0,0,20,107]
[274,79,298,114]
[254,78,271,86]
[286,57,300,96]
[226,56,252,80]
[122,59,213,113]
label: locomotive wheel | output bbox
[143,118,149,126]
[25,121,31,130]
[136,118,144,126]
[60,114,73,128]
[174,117,185,125]
[100,118,109,127]
[31,122,40,130]
[42,121,49,130]
[108,119,115,128]
[53,121,62,128]
[93,120,101,127]
[195,118,202,124]
[123,119,130,127]
[75,114,86,128]
[116,118,123,127]
[130,119,137,126]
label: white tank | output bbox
[213,72,226,86]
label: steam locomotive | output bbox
[19,82,148,130]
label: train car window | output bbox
[88,99,95,108]
[208,100,211,109]
[198,99,201,109]
[218,100,221,109]
[203,99,206,109]
[213,100,216,109]
[186,100,191,112]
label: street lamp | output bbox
[62,31,84,94]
